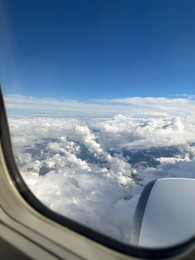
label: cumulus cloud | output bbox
[7,112,195,243]
[5,93,195,243]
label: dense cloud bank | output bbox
[8,114,195,243]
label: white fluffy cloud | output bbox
[7,111,195,243]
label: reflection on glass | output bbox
[1,0,195,247]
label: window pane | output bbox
[1,0,195,247]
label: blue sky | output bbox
[0,0,195,100]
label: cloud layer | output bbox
[8,112,195,243]
[5,94,195,117]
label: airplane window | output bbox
[1,0,195,250]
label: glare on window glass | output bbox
[1,0,195,247]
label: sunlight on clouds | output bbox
[7,109,195,243]
[4,93,195,243]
